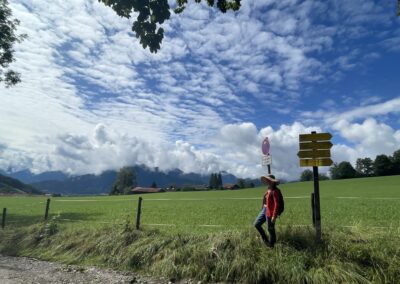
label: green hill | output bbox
[0,174,43,195]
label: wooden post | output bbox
[44,198,51,221]
[136,197,142,230]
[312,165,322,241]
[2,208,6,229]
[311,193,315,227]
[308,130,322,241]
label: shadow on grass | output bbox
[278,225,328,251]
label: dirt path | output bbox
[0,254,167,284]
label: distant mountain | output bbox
[31,171,117,195]
[3,170,69,183]
[29,165,241,195]
[133,166,238,188]
[0,174,43,195]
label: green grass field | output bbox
[1,175,399,233]
[1,176,399,283]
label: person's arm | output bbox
[271,190,280,222]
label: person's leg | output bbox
[267,217,276,247]
[254,207,268,243]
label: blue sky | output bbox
[0,0,399,180]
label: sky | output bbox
[0,0,399,181]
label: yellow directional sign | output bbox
[297,150,331,159]
[298,132,333,167]
[299,141,333,150]
[300,158,333,167]
[299,133,332,142]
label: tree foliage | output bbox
[329,149,400,180]
[237,178,245,189]
[300,169,328,181]
[98,0,241,53]
[330,161,356,180]
[110,166,137,195]
[355,157,374,177]
[374,154,394,176]
[318,173,329,181]
[392,149,400,175]
[209,172,222,189]
[300,169,313,181]
[0,0,26,87]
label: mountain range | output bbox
[1,166,252,195]
[0,173,43,195]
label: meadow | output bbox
[1,175,400,232]
[1,176,399,283]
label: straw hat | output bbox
[260,174,280,185]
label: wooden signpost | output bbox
[2,208,6,229]
[298,131,333,241]
[136,197,143,230]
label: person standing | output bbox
[254,174,281,248]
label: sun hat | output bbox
[260,174,280,185]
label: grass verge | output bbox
[0,219,399,283]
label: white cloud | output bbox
[332,118,400,161]
[1,0,399,182]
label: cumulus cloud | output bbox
[0,0,399,181]
[332,118,400,162]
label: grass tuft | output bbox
[1,220,399,283]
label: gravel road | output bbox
[0,254,167,284]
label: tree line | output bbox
[209,172,223,189]
[300,149,400,181]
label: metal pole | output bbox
[2,208,6,229]
[136,197,142,230]
[267,164,271,174]
[313,166,321,241]
[44,198,51,221]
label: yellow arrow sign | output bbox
[300,158,333,167]
[299,141,333,150]
[297,150,331,159]
[299,133,332,142]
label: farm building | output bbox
[223,184,240,190]
[131,187,165,194]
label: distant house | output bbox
[178,184,209,191]
[131,187,165,194]
[223,184,240,190]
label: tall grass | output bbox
[1,218,399,283]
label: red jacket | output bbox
[263,188,280,218]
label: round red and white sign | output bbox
[262,137,270,155]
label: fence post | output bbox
[136,197,142,230]
[44,198,51,221]
[2,208,6,229]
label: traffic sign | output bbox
[297,150,331,159]
[262,137,270,155]
[262,154,272,166]
[299,133,332,142]
[299,141,333,150]
[299,158,333,167]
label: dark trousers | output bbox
[254,207,276,247]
